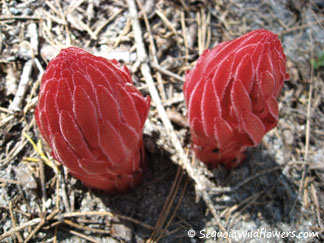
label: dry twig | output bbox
[148,166,183,242]
[8,59,33,112]
[126,0,229,238]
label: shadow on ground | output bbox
[51,136,300,242]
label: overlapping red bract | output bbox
[183,29,290,168]
[35,47,150,192]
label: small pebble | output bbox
[20,204,27,212]
[45,199,52,209]
[110,222,132,242]
[282,129,294,146]
[23,8,33,15]
[9,7,22,15]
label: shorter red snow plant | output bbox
[35,47,150,192]
[183,29,290,168]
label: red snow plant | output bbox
[35,47,150,192]
[183,29,289,168]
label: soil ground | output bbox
[0,0,323,242]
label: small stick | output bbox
[279,19,324,36]
[93,9,124,36]
[155,8,178,37]
[28,22,38,55]
[127,0,229,238]
[63,219,109,234]
[60,171,71,212]
[0,218,42,241]
[9,59,33,112]
[59,227,101,243]
[310,183,323,229]
[9,21,38,111]
[61,211,153,230]
[53,226,58,243]
[197,11,203,54]
[9,201,24,242]
[0,178,21,185]
[0,138,28,166]
[45,0,62,20]
[0,106,14,114]
[291,22,314,216]
[38,159,47,212]
[151,62,184,82]
[0,205,31,217]
[180,11,189,62]
[158,177,189,241]
[24,209,59,243]
[55,175,60,209]
[209,166,283,194]
[136,0,167,102]
[148,166,183,242]
[0,16,40,21]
